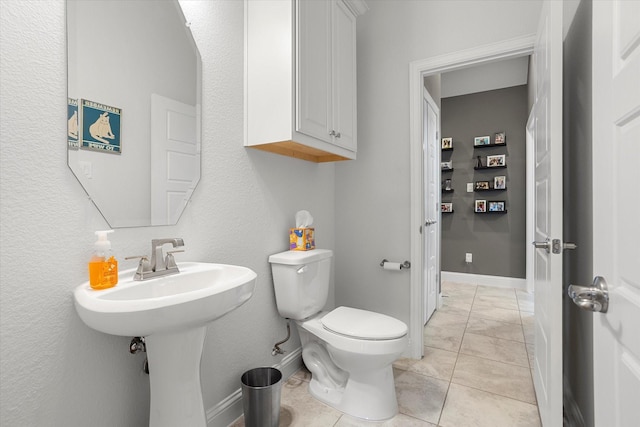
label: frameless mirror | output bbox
[67,0,202,227]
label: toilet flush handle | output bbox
[297,265,307,274]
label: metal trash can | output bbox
[241,367,282,427]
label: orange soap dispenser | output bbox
[89,230,118,290]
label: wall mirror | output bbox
[67,0,202,228]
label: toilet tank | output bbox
[268,249,333,320]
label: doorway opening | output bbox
[408,35,536,359]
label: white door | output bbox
[531,1,563,425]
[423,89,440,325]
[590,1,640,424]
[150,94,199,225]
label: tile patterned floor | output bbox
[230,281,540,426]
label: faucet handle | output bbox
[125,255,150,280]
[165,250,184,270]
[125,255,149,263]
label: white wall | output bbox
[335,0,542,335]
[0,1,335,425]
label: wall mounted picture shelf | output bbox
[442,189,454,193]
[442,147,454,152]
[473,143,507,149]
[474,210,508,214]
[474,165,507,170]
[442,168,454,172]
[474,188,506,192]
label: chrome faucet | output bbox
[126,238,185,281]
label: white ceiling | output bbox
[440,56,530,98]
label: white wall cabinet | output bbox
[245,0,367,163]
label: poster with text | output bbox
[67,98,79,149]
[81,99,121,154]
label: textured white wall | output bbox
[335,0,542,335]
[0,1,334,425]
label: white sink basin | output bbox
[73,261,257,427]
[74,262,256,337]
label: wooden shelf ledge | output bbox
[248,141,351,163]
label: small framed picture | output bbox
[494,131,506,145]
[441,161,453,170]
[475,200,487,213]
[487,154,506,167]
[441,137,453,149]
[441,202,453,213]
[81,99,122,154]
[474,135,491,146]
[475,181,490,190]
[489,201,506,212]
[68,98,79,149]
[494,175,506,189]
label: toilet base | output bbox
[308,365,398,421]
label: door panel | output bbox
[296,0,331,143]
[332,0,356,151]
[532,1,563,425]
[592,1,640,425]
[422,90,439,325]
[150,94,198,225]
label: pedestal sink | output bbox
[74,262,257,427]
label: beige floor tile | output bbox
[405,346,458,381]
[516,290,535,312]
[394,356,418,371]
[475,285,517,298]
[466,315,525,342]
[441,281,477,296]
[526,342,535,368]
[471,306,522,324]
[518,300,535,313]
[335,413,437,426]
[451,354,536,404]
[460,333,529,367]
[290,366,312,382]
[473,294,520,311]
[279,376,342,427]
[439,383,541,427]
[521,311,535,344]
[437,300,472,317]
[423,311,468,352]
[424,324,465,352]
[394,370,450,425]
[426,311,469,328]
[516,289,534,302]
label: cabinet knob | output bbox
[329,130,341,138]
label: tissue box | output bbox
[289,228,315,251]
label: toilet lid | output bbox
[321,306,408,340]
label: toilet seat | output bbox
[321,306,408,340]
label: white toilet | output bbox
[268,249,408,421]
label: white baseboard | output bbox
[206,347,303,427]
[441,271,527,290]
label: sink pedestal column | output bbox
[145,326,207,427]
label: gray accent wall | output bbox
[441,85,528,278]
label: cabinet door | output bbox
[331,0,357,151]
[296,0,332,144]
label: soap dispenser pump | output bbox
[89,230,118,290]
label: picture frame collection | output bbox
[473,131,506,147]
[440,133,509,214]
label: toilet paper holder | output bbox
[379,259,411,269]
